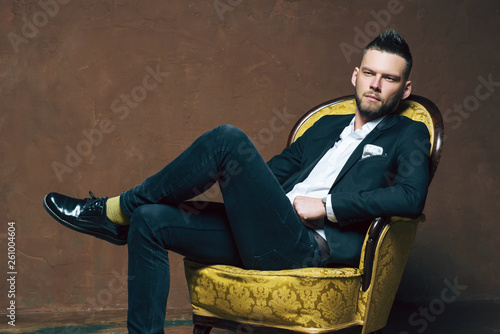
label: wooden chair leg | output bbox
[193,324,212,334]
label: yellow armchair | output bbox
[184,95,444,334]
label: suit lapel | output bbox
[330,114,400,189]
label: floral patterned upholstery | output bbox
[184,95,443,333]
[185,260,363,332]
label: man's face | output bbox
[351,49,411,121]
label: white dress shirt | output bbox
[286,116,385,239]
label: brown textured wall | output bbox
[0,0,498,316]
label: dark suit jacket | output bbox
[267,113,431,266]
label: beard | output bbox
[354,89,402,121]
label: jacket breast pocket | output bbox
[358,154,388,163]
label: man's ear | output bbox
[351,67,359,87]
[401,80,412,100]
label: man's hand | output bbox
[293,196,326,229]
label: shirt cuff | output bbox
[325,194,338,222]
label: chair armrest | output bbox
[362,217,388,292]
[361,215,425,292]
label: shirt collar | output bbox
[351,115,386,132]
[344,115,386,139]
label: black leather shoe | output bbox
[43,191,129,246]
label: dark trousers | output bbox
[120,125,323,334]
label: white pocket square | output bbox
[362,144,384,159]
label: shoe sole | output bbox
[43,195,127,246]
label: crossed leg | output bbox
[122,125,322,333]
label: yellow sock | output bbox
[106,196,130,225]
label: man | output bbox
[43,30,430,333]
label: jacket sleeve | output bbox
[266,118,323,186]
[331,121,431,227]
[266,135,305,186]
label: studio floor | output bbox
[1,301,499,334]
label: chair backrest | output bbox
[288,95,444,181]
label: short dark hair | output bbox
[364,29,412,79]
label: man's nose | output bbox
[370,76,382,92]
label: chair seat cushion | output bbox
[184,260,363,332]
